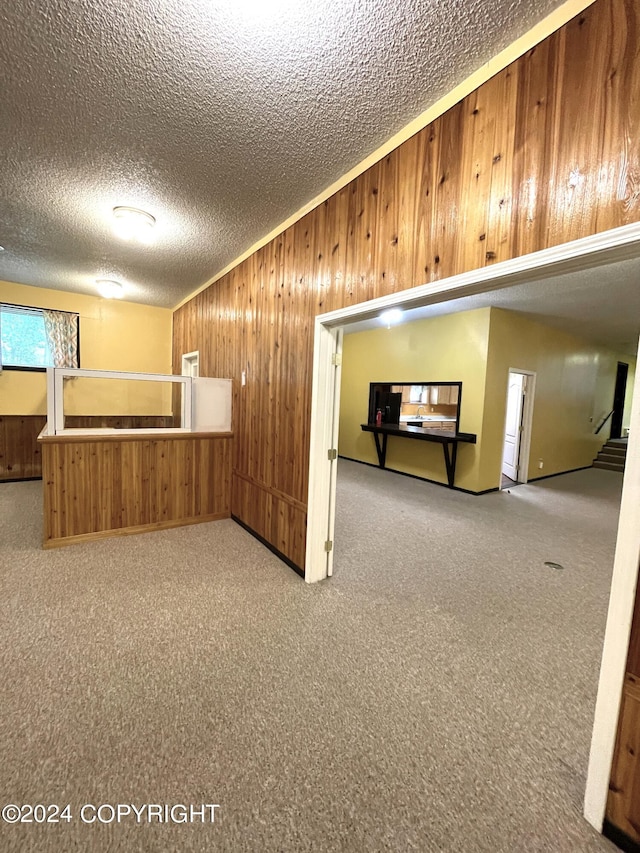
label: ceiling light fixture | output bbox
[96,279,124,299]
[112,206,156,243]
[379,308,404,328]
[0,246,5,251]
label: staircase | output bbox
[593,438,627,472]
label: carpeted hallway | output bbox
[0,463,622,852]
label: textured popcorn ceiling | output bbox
[0,0,567,308]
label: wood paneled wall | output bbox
[41,433,232,547]
[0,416,47,481]
[172,0,640,573]
[0,416,176,482]
[606,575,640,845]
[64,416,175,430]
[628,582,640,679]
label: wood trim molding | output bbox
[233,469,307,513]
[43,511,230,549]
[39,430,233,444]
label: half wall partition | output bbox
[39,368,233,547]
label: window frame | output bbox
[46,367,193,436]
[0,302,80,372]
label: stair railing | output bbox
[595,409,615,435]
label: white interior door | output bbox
[502,372,525,481]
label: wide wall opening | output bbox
[305,224,640,843]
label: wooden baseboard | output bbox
[42,511,230,549]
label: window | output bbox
[0,304,79,371]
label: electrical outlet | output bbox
[538,460,544,469]
[241,371,246,387]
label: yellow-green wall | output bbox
[340,306,636,493]
[480,308,636,489]
[339,308,491,491]
[0,281,173,415]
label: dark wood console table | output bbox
[360,423,477,488]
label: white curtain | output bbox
[42,310,78,368]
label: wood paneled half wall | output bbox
[40,432,232,547]
[172,0,640,574]
[0,415,46,481]
[0,415,176,482]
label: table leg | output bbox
[442,441,458,488]
[373,432,388,468]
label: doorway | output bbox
[182,350,200,378]
[305,222,640,836]
[308,225,640,583]
[610,361,628,439]
[501,370,535,488]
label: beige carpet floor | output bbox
[0,463,623,852]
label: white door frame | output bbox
[501,368,536,486]
[584,350,640,827]
[305,221,640,836]
[181,350,200,377]
[306,324,344,579]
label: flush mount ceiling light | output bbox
[379,308,404,328]
[96,279,124,299]
[112,206,156,243]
